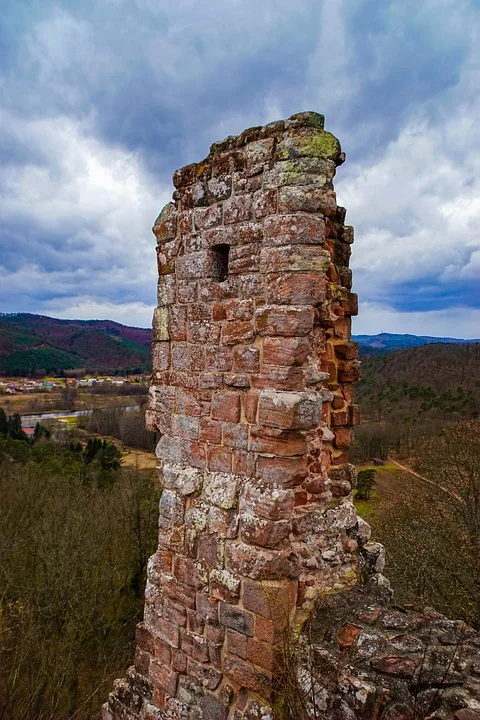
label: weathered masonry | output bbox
[104,111,363,718]
[102,114,480,720]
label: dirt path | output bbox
[387,457,459,501]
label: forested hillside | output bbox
[356,342,479,422]
[0,314,151,376]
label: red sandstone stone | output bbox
[255,306,314,337]
[278,186,337,216]
[150,660,178,696]
[263,214,325,246]
[227,629,248,659]
[232,449,256,476]
[206,345,234,371]
[199,418,222,444]
[252,188,277,219]
[257,455,308,487]
[241,514,290,548]
[247,638,275,672]
[181,631,210,663]
[223,195,253,224]
[260,246,330,275]
[258,390,321,430]
[222,422,248,450]
[250,426,307,456]
[219,603,254,636]
[255,615,283,645]
[224,655,271,694]
[334,427,352,449]
[211,392,241,422]
[267,272,327,306]
[337,623,363,648]
[222,320,255,345]
[242,579,295,620]
[243,393,259,423]
[252,365,304,391]
[233,345,260,372]
[208,446,232,473]
[229,245,260,274]
[263,337,312,366]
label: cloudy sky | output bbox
[1,0,479,336]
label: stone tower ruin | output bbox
[104,112,364,718]
[105,111,480,720]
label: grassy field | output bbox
[353,461,406,524]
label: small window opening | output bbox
[212,244,230,282]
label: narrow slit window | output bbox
[212,244,230,282]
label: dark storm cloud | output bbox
[0,0,479,334]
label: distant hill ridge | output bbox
[1,314,478,376]
[0,313,151,376]
[353,332,479,354]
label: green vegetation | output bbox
[0,408,160,719]
[0,313,151,376]
[355,468,376,500]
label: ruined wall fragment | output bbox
[104,111,367,720]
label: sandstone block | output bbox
[246,638,275,672]
[263,337,311,367]
[194,204,223,230]
[228,244,260,274]
[219,603,254,636]
[227,629,248,658]
[267,273,327,305]
[152,342,170,374]
[222,422,248,450]
[211,392,241,422]
[205,345,233,371]
[157,275,176,305]
[224,655,271,695]
[208,446,232,473]
[199,418,222,444]
[240,482,295,521]
[278,186,337,216]
[263,158,332,189]
[204,472,238,510]
[176,250,225,280]
[252,365,304,391]
[207,174,232,202]
[250,425,307,456]
[264,214,325,246]
[255,306,314,337]
[153,202,176,243]
[252,189,277,219]
[222,320,255,346]
[150,660,178,696]
[258,390,322,430]
[256,455,308,486]
[223,195,253,225]
[260,246,330,274]
[225,542,301,580]
[162,464,203,497]
[241,514,291,549]
[152,307,169,341]
[172,414,199,440]
[233,346,260,372]
[243,393,259,423]
[276,131,341,162]
[245,138,275,175]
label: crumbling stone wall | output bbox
[103,111,365,720]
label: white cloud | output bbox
[0,111,170,311]
[43,298,154,329]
